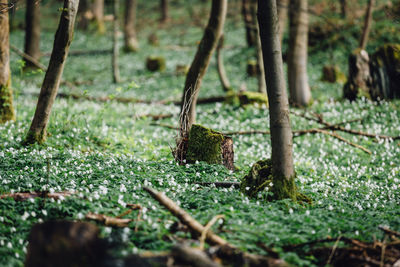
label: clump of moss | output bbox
[146,56,166,72]
[0,81,15,124]
[240,159,272,198]
[186,124,224,165]
[225,91,268,107]
[241,159,312,203]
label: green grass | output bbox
[1,1,400,266]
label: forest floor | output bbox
[1,1,400,266]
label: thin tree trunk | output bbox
[124,0,139,52]
[287,0,311,106]
[180,0,227,134]
[112,0,120,83]
[340,0,347,18]
[216,34,231,92]
[0,0,15,123]
[24,0,41,69]
[160,0,169,22]
[277,0,288,41]
[77,0,90,30]
[258,0,296,200]
[359,0,374,50]
[242,0,257,47]
[256,24,267,94]
[92,0,105,34]
[24,0,79,144]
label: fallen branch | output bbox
[85,212,132,227]
[0,191,73,201]
[194,181,240,189]
[291,111,400,140]
[43,49,112,57]
[143,186,228,246]
[10,44,47,71]
[150,123,179,130]
[315,129,372,154]
[135,113,173,120]
[379,226,400,238]
[199,215,225,250]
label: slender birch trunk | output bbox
[258,0,297,200]
[92,0,105,34]
[242,0,257,47]
[216,34,231,92]
[277,0,288,41]
[180,0,227,133]
[256,24,267,94]
[0,0,15,123]
[112,0,120,83]
[359,0,374,50]
[24,0,79,144]
[124,0,139,52]
[24,0,41,69]
[287,0,311,106]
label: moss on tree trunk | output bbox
[0,80,15,124]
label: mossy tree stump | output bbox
[146,56,166,72]
[185,124,235,170]
[370,44,400,99]
[343,49,372,101]
[225,91,268,107]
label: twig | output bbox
[327,236,341,265]
[10,44,47,71]
[379,226,400,238]
[135,114,173,120]
[85,212,132,227]
[0,191,73,201]
[313,129,372,154]
[194,182,240,189]
[199,215,225,250]
[151,123,178,130]
[143,186,229,246]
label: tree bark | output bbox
[160,0,169,23]
[24,0,41,69]
[277,0,288,41]
[255,24,267,94]
[179,0,227,134]
[124,0,139,52]
[242,0,258,47]
[24,0,79,144]
[77,0,90,30]
[92,0,105,34]
[287,0,311,106]
[359,0,374,50]
[112,0,120,83]
[216,34,231,92]
[0,0,15,123]
[258,0,296,200]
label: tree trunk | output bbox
[287,0,311,106]
[112,0,120,83]
[277,0,288,41]
[216,34,231,92]
[92,0,105,34]
[24,0,79,145]
[258,0,296,200]
[24,0,41,69]
[77,0,90,30]
[340,0,347,18]
[242,0,257,47]
[359,0,374,50]
[256,24,267,94]
[179,0,227,134]
[0,0,15,123]
[124,0,139,52]
[160,0,169,23]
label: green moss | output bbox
[186,124,224,165]
[0,78,15,124]
[146,56,166,72]
[240,159,272,198]
[238,91,268,106]
[241,159,311,203]
[23,129,46,145]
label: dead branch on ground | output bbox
[0,191,73,201]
